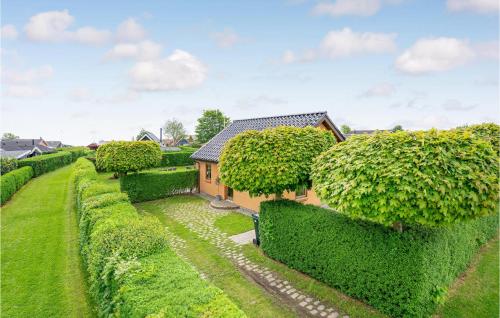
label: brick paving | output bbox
[149,197,349,318]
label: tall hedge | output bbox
[312,130,499,227]
[259,200,499,317]
[160,151,195,167]
[120,169,198,202]
[73,158,244,317]
[1,158,18,175]
[458,123,500,156]
[219,126,336,197]
[18,151,76,177]
[96,141,161,175]
[0,166,34,205]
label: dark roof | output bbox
[138,131,160,143]
[191,111,344,162]
[47,141,63,148]
[1,139,54,153]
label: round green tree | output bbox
[96,141,161,176]
[312,129,499,228]
[219,126,336,197]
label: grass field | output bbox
[1,165,94,317]
[215,212,254,235]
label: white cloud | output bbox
[474,41,499,59]
[3,65,53,84]
[312,0,382,16]
[116,18,146,42]
[282,28,396,63]
[1,24,18,40]
[447,0,499,14]
[211,28,239,48]
[24,10,111,45]
[320,28,397,58]
[129,50,207,91]
[3,85,45,98]
[442,99,477,111]
[360,82,395,97]
[395,37,475,74]
[69,87,93,102]
[105,40,163,61]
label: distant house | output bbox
[0,138,55,159]
[137,131,161,143]
[87,143,99,150]
[344,129,389,138]
[191,111,345,212]
[47,141,63,148]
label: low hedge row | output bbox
[18,150,84,177]
[73,158,243,317]
[120,169,198,203]
[259,200,499,318]
[160,151,195,167]
[0,167,34,205]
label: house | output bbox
[137,130,161,143]
[47,141,63,148]
[190,111,345,212]
[0,138,55,159]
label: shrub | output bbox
[1,158,18,175]
[160,150,195,167]
[312,130,499,227]
[120,169,198,203]
[0,166,34,205]
[220,126,336,197]
[457,123,500,156]
[96,141,161,175]
[73,158,243,317]
[18,151,81,177]
[65,146,88,161]
[259,200,499,317]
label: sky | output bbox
[1,0,498,145]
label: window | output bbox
[295,184,308,198]
[205,163,212,181]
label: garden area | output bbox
[1,124,498,318]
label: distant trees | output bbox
[391,125,403,132]
[2,133,19,140]
[195,110,230,144]
[163,119,187,145]
[136,128,148,141]
[340,125,351,134]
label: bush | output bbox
[120,169,198,203]
[160,150,195,167]
[259,200,499,317]
[457,123,500,156]
[0,166,34,205]
[73,158,243,317]
[1,158,18,175]
[96,141,162,175]
[312,129,499,227]
[220,126,336,197]
[65,147,88,161]
[18,150,84,177]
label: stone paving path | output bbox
[154,199,349,318]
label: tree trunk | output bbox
[274,192,283,200]
[392,221,403,233]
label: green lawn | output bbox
[137,199,296,318]
[1,165,94,318]
[215,212,254,235]
[436,237,499,318]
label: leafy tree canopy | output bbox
[163,119,186,145]
[220,126,336,197]
[136,128,148,141]
[312,129,499,228]
[195,109,230,144]
[96,141,161,175]
[2,132,19,140]
[340,125,351,134]
[392,125,403,132]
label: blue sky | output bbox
[1,0,498,145]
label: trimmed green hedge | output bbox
[120,169,198,203]
[73,158,243,317]
[18,150,85,177]
[1,158,18,175]
[160,151,195,167]
[259,200,499,318]
[0,167,34,205]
